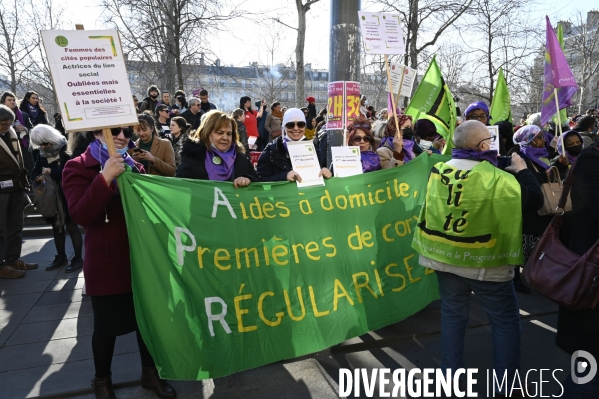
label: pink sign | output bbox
[326,81,361,130]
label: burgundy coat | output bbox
[62,146,144,296]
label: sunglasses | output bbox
[352,136,371,143]
[110,127,133,138]
[285,121,306,129]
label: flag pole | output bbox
[553,88,563,137]
[385,55,402,139]
[76,24,116,156]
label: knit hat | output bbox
[306,96,315,103]
[464,101,491,119]
[282,108,306,126]
[414,119,436,138]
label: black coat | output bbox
[31,144,71,222]
[508,147,554,236]
[181,109,203,131]
[556,144,599,357]
[175,139,258,182]
[257,136,320,182]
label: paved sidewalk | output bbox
[1,237,571,398]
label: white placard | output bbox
[386,64,417,97]
[40,30,138,132]
[286,141,325,188]
[358,12,405,55]
[487,126,500,153]
[332,146,363,177]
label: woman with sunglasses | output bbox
[62,129,177,398]
[176,110,258,187]
[346,117,381,173]
[131,114,176,177]
[377,114,411,168]
[30,125,83,272]
[508,124,557,294]
[257,108,332,182]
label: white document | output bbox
[387,64,417,97]
[332,146,363,178]
[286,141,325,188]
[487,126,500,153]
[40,30,138,132]
[358,12,405,55]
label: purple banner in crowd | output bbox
[541,16,578,126]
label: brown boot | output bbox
[141,367,176,398]
[91,373,117,399]
[8,259,38,270]
[0,266,25,278]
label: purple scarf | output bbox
[379,136,415,163]
[361,151,381,173]
[13,107,25,126]
[520,146,550,170]
[27,103,39,119]
[205,144,237,181]
[451,149,499,167]
[89,139,137,172]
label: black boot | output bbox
[46,255,68,271]
[141,367,177,398]
[66,256,83,273]
[91,373,117,399]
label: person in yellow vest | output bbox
[412,120,544,396]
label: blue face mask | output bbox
[102,142,129,156]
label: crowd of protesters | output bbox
[1,84,599,398]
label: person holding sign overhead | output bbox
[62,129,177,399]
[176,110,257,187]
[257,108,332,182]
[376,114,410,168]
[346,117,381,173]
[130,114,176,177]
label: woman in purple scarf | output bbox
[508,124,556,294]
[550,130,583,180]
[346,117,381,173]
[176,110,258,187]
[377,114,411,168]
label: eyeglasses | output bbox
[468,114,488,121]
[352,136,371,143]
[40,142,51,146]
[475,135,496,147]
[110,127,133,138]
[351,123,371,129]
[285,121,306,129]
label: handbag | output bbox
[530,163,572,215]
[523,160,599,310]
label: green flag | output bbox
[490,68,512,124]
[118,154,447,380]
[412,161,524,267]
[405,55,457,155]
[552,23,568,128]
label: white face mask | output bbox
[419,139,433,150]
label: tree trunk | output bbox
[295,0,307,108]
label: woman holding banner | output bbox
[376,114,411,168]
[257,108,332,182]
[176,110,257,187]
[346,117,381,173]
[62,128,176,399]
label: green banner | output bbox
[405,56,457,155]
[118,154,447,380]
[490,68,513,124]
[412,161,523,267]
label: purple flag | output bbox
[541,16,578,126]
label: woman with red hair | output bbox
[346,117,381,173]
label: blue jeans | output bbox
[562,371,599,398]
[436,271,522,393]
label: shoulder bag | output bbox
[530,162,572,216]
[523,160,599,310]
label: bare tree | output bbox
[564,11,599,113]
[100,0,245,94]
[455,0,541,103]
[0,0,37,93]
